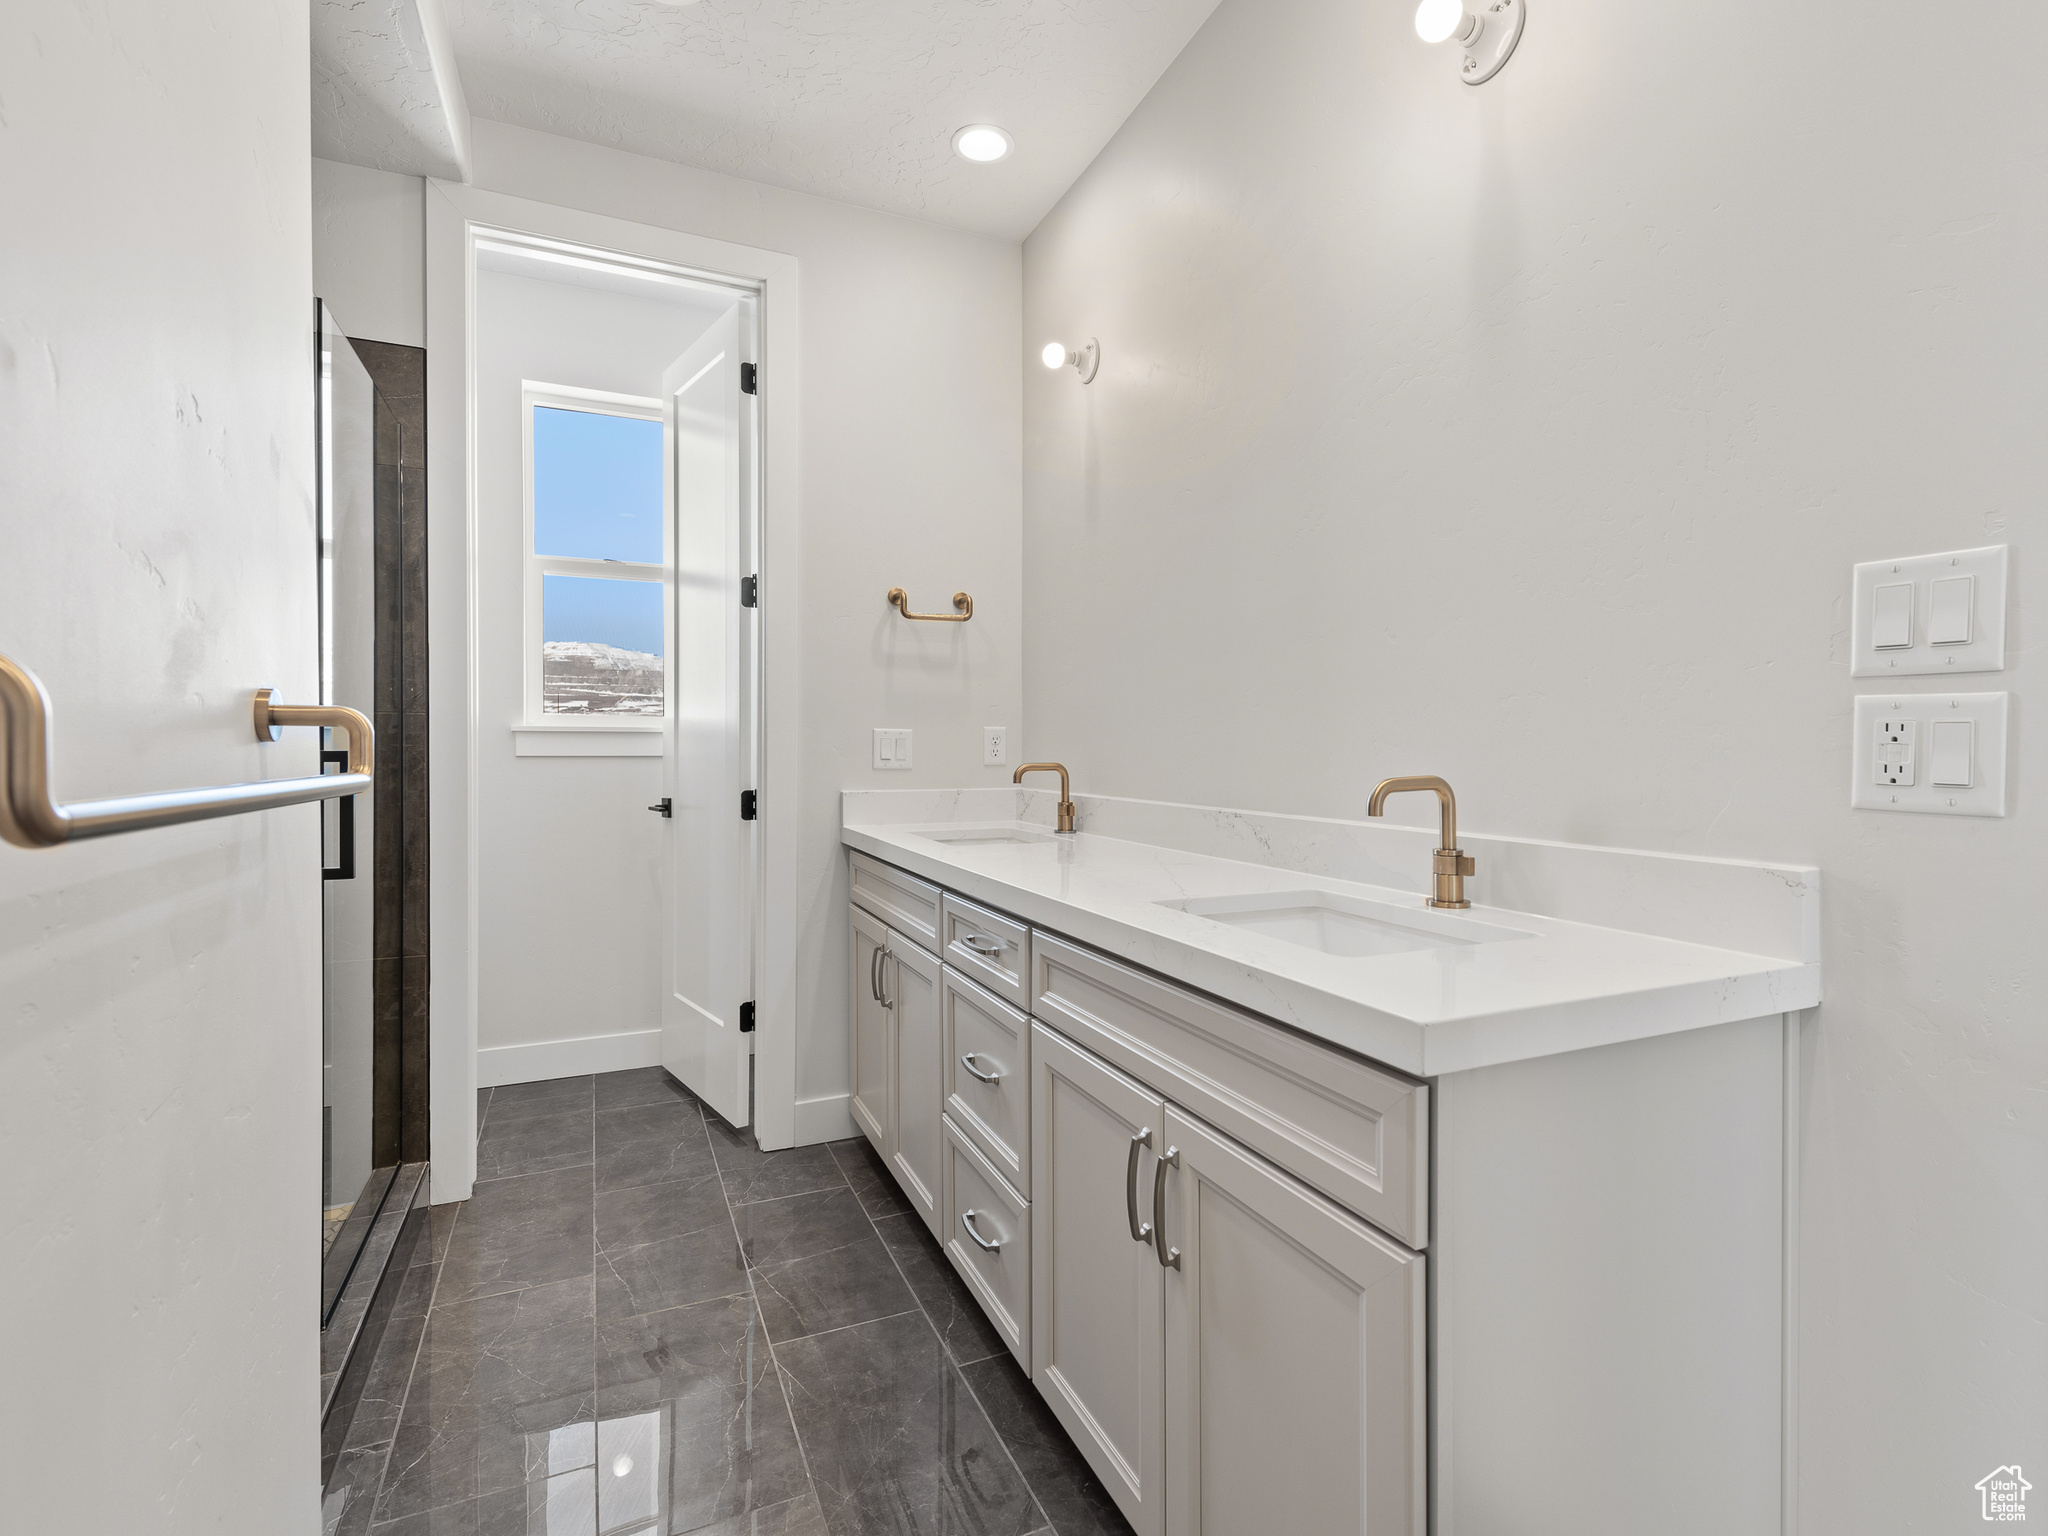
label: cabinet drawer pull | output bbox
[960,1209,1002,1252]
[1126,1128,1154,1245]
[960,932,1006,958]
[869,946,882,1002]
[960,1052,1003,1084]
[1152,1145,1181,1270]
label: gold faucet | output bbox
[1367,775,1476,909]
[1013,762,1076,833]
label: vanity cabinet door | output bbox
[1032,1023,1168,1536]
[849,905,894,1158]
[1159,1106,1425,1536]
[887,936,945,1238]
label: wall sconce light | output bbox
[1042,339,1100,383]
[1414,0,1523,84]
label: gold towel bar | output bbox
[0,653,373,850]
[887,588,973,623]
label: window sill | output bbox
[511,724,662,758]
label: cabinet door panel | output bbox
[888,936,944,1237]
[1162,1106,1425,1536]
[848,905,893,1157]
[1032,1023,1167,1536]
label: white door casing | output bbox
[662,305,754,1126]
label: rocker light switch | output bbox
[1928,576,1974,645]
[1872,583,1913,649]
[1929,720,1973,787]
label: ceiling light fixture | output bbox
[1414,0,1523,84]
[1042,339,1100,384]
[952,125,1012,163]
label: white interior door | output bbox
[661,305,754,1126]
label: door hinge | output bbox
[739,1001,756,1033]
[740,789,758,821]
[647,797,672,818]
[740,362,758,396]
[740,574,758,608]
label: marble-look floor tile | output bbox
[595,1101,715,1193]
[475,1109,593,1184]
[872,1213,1007,1368]
[827,1137,914,1221]
[776,1310,1043,1536]
[344,1304,429,1451]
[709,1116,847,1205]
[594,1066,697,1112]
[688,1488,829,1536]
[369,1466,596,1535]
[485,1077,595,1124]
[435,1166,593,1305]
[753,1235,918,1345]
[594,1167,729,1251]
[598,1226,750,1322]
[324,1442,391,1536]
[595,1294,811,1531]
[414,1204,460,1269]
[732,1188,875,1270]
[961,1353,1134,1536]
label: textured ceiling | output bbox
[442,0,1224,239]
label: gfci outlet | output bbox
[983,726,1008,766]
[872,728,913,770]
[1851,693,2007,816]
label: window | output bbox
[523,384,666,721]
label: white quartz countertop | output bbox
[842,796,1821,1078]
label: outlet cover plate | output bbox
[1850,545,2006,677]
[983,726,1008,766]
[1851,692,2007,816]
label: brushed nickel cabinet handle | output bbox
[960,1053,1003,1084]
[1126,1127,1154,1245]
[960,933,1005,958]
[879,948,894,1010]
[1152,1145,1181,1270]
[869,946,882,1002]
[960,1209,1002,1252]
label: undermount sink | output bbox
[1162,890,1532,959]
[920,827,1061,847]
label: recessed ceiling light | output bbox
[952,125,1012,164]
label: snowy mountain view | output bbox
[542,641,663,716]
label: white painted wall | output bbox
[472,268,725,1079]
[463,121,1025,1130]
[313,157,426,347]
[0,1,320,1531]
[1021,0,2045,1528]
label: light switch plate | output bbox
[872,728,913,770]
[1850,545,2006,676]
[1851,693,2006,816]
[983,726,1008,766]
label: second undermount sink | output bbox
[1162,889,1532,958]
[920,826,1062,847]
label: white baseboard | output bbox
[788,1091,857,1147]
[478,1029,662,1088]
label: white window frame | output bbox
[520,380,667,735]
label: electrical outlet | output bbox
[1851,693,2007,816]
[872,728,913,770]
[983,726,1008,766]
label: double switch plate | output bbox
[1850,544,2006,676]
[1851,692,2007,817]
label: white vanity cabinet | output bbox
[847,858,947,1238]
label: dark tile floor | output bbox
[322,1067,1134,1536]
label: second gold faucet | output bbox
[1014,762,1076,833]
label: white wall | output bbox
[0,1,320,1531]
[313,157,426,347]
[1021,0,2044,1528]
[473,268,725,1077]
[462,121,1025,1127]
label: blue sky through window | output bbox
[543,574,663,656]
[533,406,663,563]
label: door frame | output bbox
[426,182,802,1199]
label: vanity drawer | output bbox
[941,967,1031,1195]
[941,892,1033,1008]
[1030,932,1429,1248]
[941,1114,1030,1368]
[848,850,942,954]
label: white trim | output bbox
[427,182,805,1181]
[511,725,661,757]
[1782,1009,1803,1536]
[478,1028,662,1088]
[791,1091,858,1146]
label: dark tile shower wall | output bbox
[353,339,431,1167]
